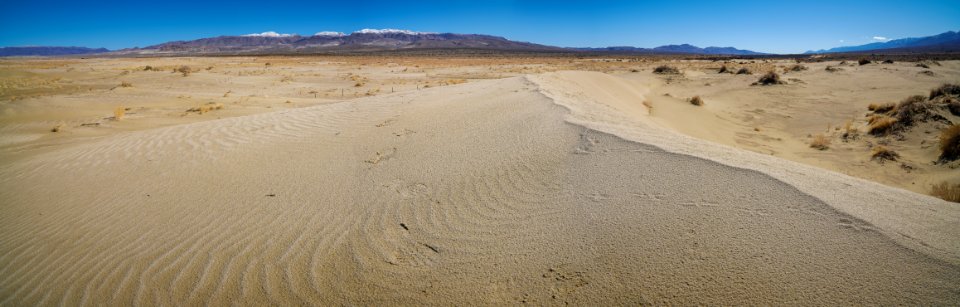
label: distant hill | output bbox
[575,44,765,55]
[806,30,960,54]
[120,29,564,55]
[0,46,109,57]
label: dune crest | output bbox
[529,71,960,264]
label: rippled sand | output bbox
[1,69,958,305]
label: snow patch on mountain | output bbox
[314,31,346,37]
[353,29,435,35]
[243,31,297,38]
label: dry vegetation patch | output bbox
[870,145,900,163]
[652,65,680,74]
[930,181,960,203]
[689,95,704,106]
[752,71,783,86]
[940,124,960,162]
[809,134,831,150]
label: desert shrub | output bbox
[930,181,960,203]
[871,145,899,163]
[867,115,896,135]
[894,95,934,128]
[113,107,125,121]
[881,59,894,64]
[784,64,808,72]
[916,63,930,69]
[735,67,752,75]
[841,120,858,140]
[825,66,843,72]
[929,84,960,100]
[653,65,680,74]
[718,65,729,74]
[940,124,960,162]
[144,65,153,71]
[919,70,936,76]
[119,81,133,88]
[176,65,192,77]
[754,71,783,85]
[948,101,960,116]
[809,134,830,150]
[839,60,848,65]
[868,102,896,113]
[689,95,704,106]
[858,59,871,65]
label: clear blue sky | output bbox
[1,0,958,54]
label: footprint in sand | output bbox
[365,148,397,165]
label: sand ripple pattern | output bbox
[1,77,958,305]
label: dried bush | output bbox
[858,59,871,65]
[809,134,830,150]
[867,115,896,135]
[689,95,704,106]
[930,181,960,203]
[939,124,960,162]
[929,84,960,100]
[735,67,752,75]
[653,65,680,74]
[718,65,729,74]
[754,71,783,85]
[784,64,808,72]
[870,145,899,163]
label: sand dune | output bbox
[1,73,959,305]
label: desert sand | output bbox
[1,56,959,305]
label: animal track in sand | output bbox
[393,129,416,137]
[542,266,590,302]
[375,118,397,127]
[365,147,397,165]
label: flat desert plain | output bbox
[1,56,959,305]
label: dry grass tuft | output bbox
[868,102,896,113]
[930,181,960,203]
[939,124,960,162]
[809,134,830,150]
[784,64,808,72]
[753,71,783,86]
[718,65,729,74]
[870,145,899,163]
[929,84,960,100]
[916,63,930,69]
[825,65,843,72]
[113,107,125,121]
[858,59,871,65]
[881,59,895,64]
[652,65,680,74]
[186,102,224,115]
[735,67,752,75]
[119,81,133,88]
[867,115,896,135]
[176,65,192,77]
[689,95,704,106]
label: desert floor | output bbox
[1,56,958,305]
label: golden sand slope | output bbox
[1,76,958,305]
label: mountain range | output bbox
[4,29,960,57]
[0,46,109,57]
[805,30,960,54]
[574,44,764,55]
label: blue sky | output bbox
[1,0,958,54]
